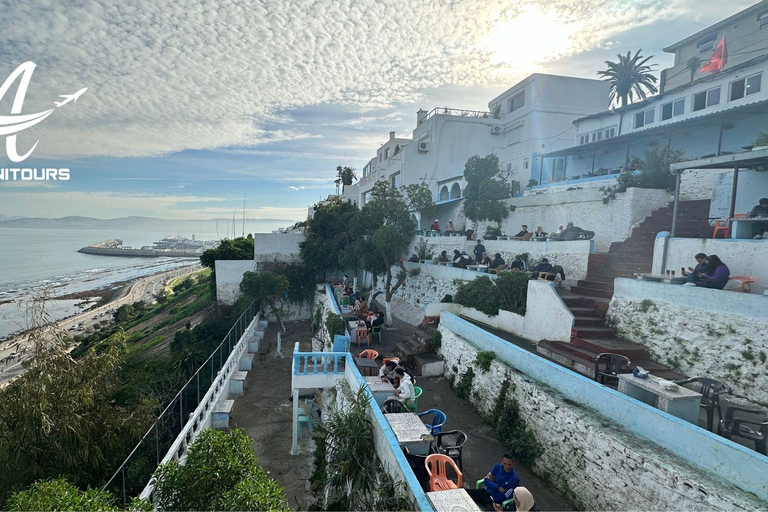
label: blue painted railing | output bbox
[293,351,346,375]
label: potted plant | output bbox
[415,238,434,264]
[753,132,768,151]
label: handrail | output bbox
[418,106,493,125]
[293,351,347,375]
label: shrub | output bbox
[454,277,500,316]
[527,179,538,187]
[455,367,475,400]
[414,238,433,260]
[430,331,442,352]
[325,313,345,338]
[408,267,421,278]
[754,132,768,147]
[440,294,453,303]
[6,479,119,511]
[495,271,529,315]
[483,225,502,240]
[602,147,683,203]
[475,351,496,372]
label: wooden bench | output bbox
[211,399,234,429]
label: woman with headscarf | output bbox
[494,486,538,512]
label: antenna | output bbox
[242,194,246,237]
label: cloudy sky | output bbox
[0,0,756,221]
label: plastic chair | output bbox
[382,356,400,367]
[404,386,423,413]
[418,409,446,435]
[358,349,379,360]
[425,454,462,491]
[355,327,370,347]
[402,447,430,488]
[476,479,514,509]
[719,403,768,455]
[728,275,756,293]
[432,430,467,471]
[382,398,408,414]
[341,297,350,306]
[594,353,631,385]
[712,217,731,238]
[371,324,383,343]
[488,264,507,275]
[297,399,318,434]
[675,377,732,432]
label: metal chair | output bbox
[594,353,631,385]
[425,454,462,491]
[418,409,446,435]
[432,430,467,471]
[382,398,408,414]
[675,377,732,432]
[719,403,768,455]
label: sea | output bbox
[0,219,289,340]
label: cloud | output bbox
[0,0,704,161]
[286,183,334,191]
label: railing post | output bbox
[196,372,200,404]
[155,422,160,465]
[121,465,127,505]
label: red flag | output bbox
[700,36,727,73]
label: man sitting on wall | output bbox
[513,225,529,239]
[490,253,505,269]
[530,258,553,278]
[681,253,708,284]
[509,255,527,271]
[556,221,595,241]
[431,219,441,231]
[467,454,520,510]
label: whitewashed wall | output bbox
[253,233,304,263]
[709,168,768,220]
[215,260,258,305]
[439,324,766,510]
[608,278,768,406]
[680,169,716,201]
[653,236,768,294]
[471,187,672,252]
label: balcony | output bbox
[417,106,494,126]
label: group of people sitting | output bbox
[378,359,417,401]
[510,222,594,241]
[681,253,730,290]
[468,454,539,511]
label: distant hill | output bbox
[0,216,297,229]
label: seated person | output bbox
[695,254,730,290]
[408,253,420,262]
[453,250,471,269]
[748,197,768,237]
[681,253,708,284]
[513,225,529,239]
[391,368,415,401]
[530,258,553,278]
[443,220,456,234]
[467,454,519,510]
[490,253,505,269]
[379,360,397,382]
[480,252,492,266]
[533,226,547,238]
[509,255,527,271]
[342,274,349,287]
[357,299,369,316]
[431,219,440,231]
[557,221,595,241]
[551,224,564,237]
[497,487,538,512]
[434,250,449,263]
[370,310,385,329]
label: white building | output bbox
[537,0,768,199]
[343,74,610,229]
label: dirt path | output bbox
[230,320,315,509]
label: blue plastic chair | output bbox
[418,409,446,435]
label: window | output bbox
[384,148,389,160]
[634,108,654,128]
[693,86,720,111]
[508,91,525,113]
[758,11,768,28]
[730,73,762,101]
[661,98,685,120]
[606,127,616,138]
[697,33,717,52]
[391,173,400,189]
[523,158,529,170]
[378,153,382,162]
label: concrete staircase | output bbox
[394,325,441,376]
[538,200,711,381]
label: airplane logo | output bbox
[54,87,88,107]
[0,62,87,162]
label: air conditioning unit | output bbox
[418,141,430,152]
[491,126,502,135]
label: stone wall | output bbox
[438,314,767,510]
[253,232,303,263]
[608,278,768,406]
[680,168,716,201]
[215,260,258,305]
[471,186,671,252]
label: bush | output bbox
[440,294,453,303]
[495,271,529,315]
[602,147,683,203]
[475,351,496,372]
[6,479,119,511]
[527,179,538,187]
[430,331,442,352]
[454,277,500,316]
[414,238,433,260]
[152,429,287,511]
[754,132,768,146]
[325,313,345,338]
[483,225,502,240]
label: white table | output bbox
[427,489,481,511]
[348,321,367,345]
[385,412,433,455]
[732,218,767,239]
[617,374,702,424]
[366,376,394,407]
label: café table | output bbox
[384,412,433,455]
[365,376,394,407]
[634,272,687,285]
[427,489,481,511]
[617,373,702,424]
[354,357,379,377]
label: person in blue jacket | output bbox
[467,454,520,510]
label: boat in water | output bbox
[78,236,219,258]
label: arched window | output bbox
[439,186,449,201]
[450,183,461,199]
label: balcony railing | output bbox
[418,106,495,125]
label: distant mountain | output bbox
[0,216,297,229]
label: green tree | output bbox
[344,182,415,324]
[6,479,119,511]
[200,237,254,269]
[401,182,435,225]
[597,50,658,107]
[336,165,358,186]
[462,154,515,230]
[240,271,290,331]
[300,200,359,280]
[151,428,287,511]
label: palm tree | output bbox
[336,165,357,186]
[597,50,659,107]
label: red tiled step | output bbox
[572,337,651,360]
[569,286,614,299]
[576,279,614,292]
[571,326,618,339]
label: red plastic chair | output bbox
[358,349,379,360]
[729,275,756,293]
[382,356,400,366]
[425,454,463,491]
[355,328,370,347]
[712,217,731,239]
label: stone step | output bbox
[414,354,443,377]
[631,360,688,381]
[576,279,614,292]
[573,316,605,327]
[569,306,602,318]
[572,337,651,360]
[571,326,618,339]
[536,340,597,378]
[569,286,614,299]
[394,337,429,361]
